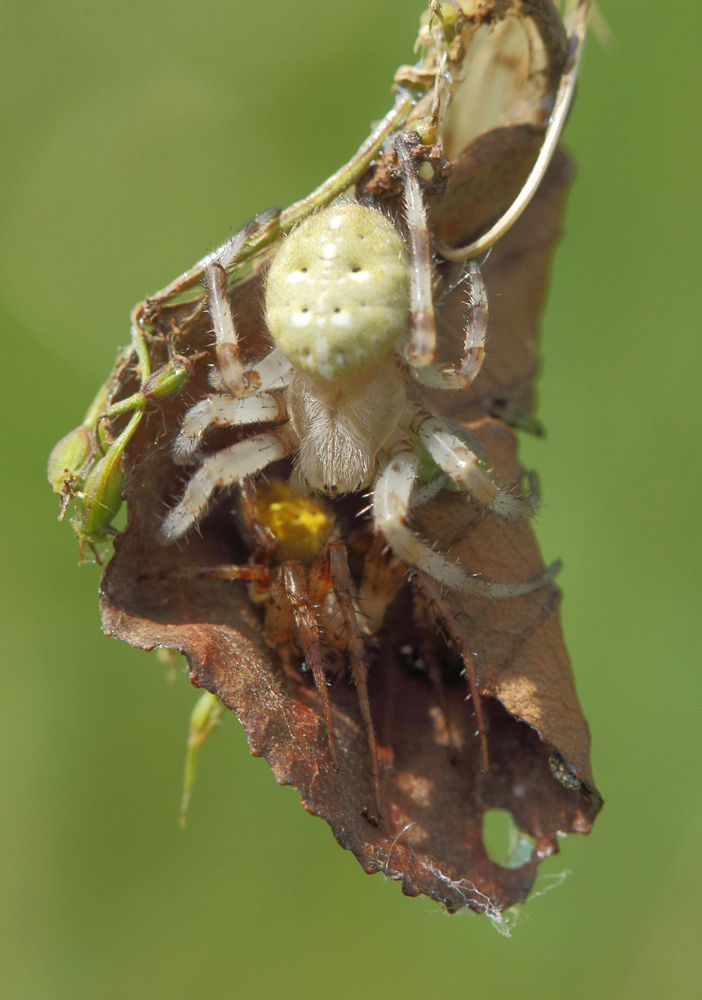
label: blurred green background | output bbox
[1,0,699,996]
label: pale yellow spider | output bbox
[160,134,556,602]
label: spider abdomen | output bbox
[289,359,405,494]
[265,203,410,381]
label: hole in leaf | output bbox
[482,809,535,870]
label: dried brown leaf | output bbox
[98,122,601,913]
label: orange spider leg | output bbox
[307,544,341,648]
[328,540,382,819]
[356,534,408,637]
[238,478,278,562]
[176,563,270,584]
[273,562,339,769]
[415,573,489,773]
[412,587,460,756]
[237,478,279,602]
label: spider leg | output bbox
[172,392,289,465]
[206,258,293,398]
[171,563,270,584]
[372,435,473,591]
[403,406,498,504]
[238,478,278,562]
[307,543,384,816]
[405,405,541,520]
[357,535,408,637]
[408,261,487,390]
[412,586,459,756]
[373,433,560,597]
[204,216,291,399]
[395,135,437,367]
[276,562,338,769]
[327,540,382,820]
[161,424,299,542]
[209,348,293,397]
[306,546,345,653]
[204,235,252,397]
[414,573,489,773]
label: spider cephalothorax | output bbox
[160,135,555,603]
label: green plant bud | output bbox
[180,691,225,828]
[142,356,193,402]
[72,408,142,551]
[75,445,125,542]
[47,425,95,496]
[189,690,225,744]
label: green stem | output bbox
[82,379,112,429]
[131,323,152,383]
[147,94,414,307]
[105,393,146,419]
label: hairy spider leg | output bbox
[374,434,560,597]
[203,220,259,396]
[404,407,498,504]
[373,433,500,593]
[373,435,482,593]
[412,586,460,755]
[173,563,270,585]
[273,561,339,769]
[395,135,438,367]
[161,425,299,542]
[408,261,488,390]
[406,406,542,521]
[352,534,459,758]
[414,573,489,773]
[327,541,383,820]
[238,478,279,563]
[208,348,293,398]
[206,256,289,398]
[172,393,289,465]
[356,535,408,637]
[204,217,292,399]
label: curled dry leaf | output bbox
[86,0,602,914]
